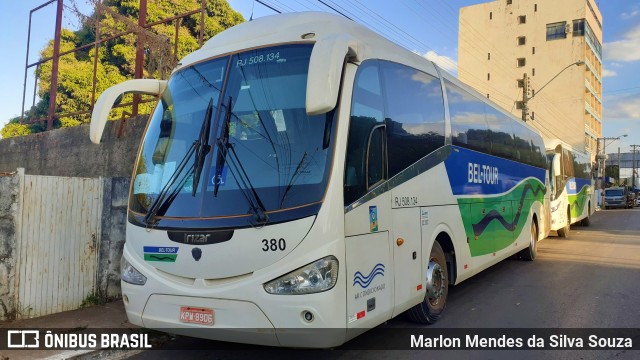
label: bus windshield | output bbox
[130,44,336,222]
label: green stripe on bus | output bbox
[569,185,590,218]
[144,253,178,262]
[457,178,545,257]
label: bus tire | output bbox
[519,220,537,261]
[581,204,591,226]
[557,207,570,238]
[406,241,448,324]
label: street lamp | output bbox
[598,134,628,209]
[521,60,585,122]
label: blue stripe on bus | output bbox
[444,146,546,196]
[143,246,179,254]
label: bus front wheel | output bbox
[406,241,448,324]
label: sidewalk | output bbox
[1,301,141,360]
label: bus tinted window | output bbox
[530,135,547,169]
[345,61,385,204]
[484,105,516,160]
[511,121,535,165]
[380,61,445,178]
[446,80,491,154]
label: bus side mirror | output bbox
[90,79,168,144]
[552,154,561,178]
[306,35,361,116]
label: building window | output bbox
[517,58,526,67]
[547,22,568,41]
[490,12,493,20]
[534,4,537,12]
[517,79,524,88]
[517,36,526,45]
[573,19,585,36]
[516,101,524,110]
[518,15,526,24]
[487,73,491,80]
[487,94,490,99]
[488,52,491,60]
[532,68,536,76]
[532,47,536,54]
[507,0,512,5]
[531,112,535,120]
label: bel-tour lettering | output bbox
[468,162,499,185]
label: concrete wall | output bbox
[0,170,22,320]
[0,116,148,178]
[0,118,148,313]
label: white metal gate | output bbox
[14,174,103,318]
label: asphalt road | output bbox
[130,208,640,359]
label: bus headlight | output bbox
[264,256,338,295]
[121,257,147,285]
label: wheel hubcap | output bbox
[426,259,446,305]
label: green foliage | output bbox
[1,0,244,137]
[1,123,32,139]
[80,293,106,308]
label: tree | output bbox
[1,0,244,136]
[1,117,31,139]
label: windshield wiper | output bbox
[143,97,214,225]
[214,96,269,225]
[280,152,308,208]
[192,97,214,196]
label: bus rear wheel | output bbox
[581,203,591,226]
[406,241,448,324]
[519,220,537,261]
[557,207,570,238]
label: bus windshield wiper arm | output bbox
[215,96,269,225]
[143,143,196,225]
[213,96,231,197]
[192,97,214,196]
[144,97,214,225]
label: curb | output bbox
[40,349,144,360]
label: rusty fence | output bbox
[21,0,207,131]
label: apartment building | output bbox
[458,0,603,155]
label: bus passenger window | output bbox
[446,80,491,154]
[380,61,445,178]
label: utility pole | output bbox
[520,61,584,123]
[631,145,640,189]
[618,147,621,185]
[521,73,529,122]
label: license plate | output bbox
[179,306,214,326]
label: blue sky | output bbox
[1,0,639,152]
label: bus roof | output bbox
[176,12,438,76]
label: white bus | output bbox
[90,12,550,348]
[545,139,595,237]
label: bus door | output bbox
[344,61,393,328]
